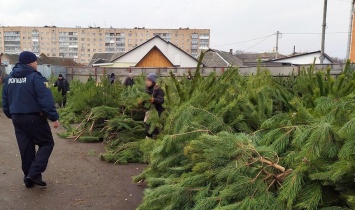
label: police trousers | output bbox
[12,114,54,178]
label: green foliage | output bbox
[58,61,355,209]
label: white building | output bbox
[92,36,199,68]
[271,51,334,65]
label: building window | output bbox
[87,49,90,52]
[81,38,84,41]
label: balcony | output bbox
[199,46,209,50]
[199,36,210,40]
[191,45,198,50]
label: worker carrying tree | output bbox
[144,73,165,138]
[2,51,59,188]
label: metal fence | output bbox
[64,63,346,83]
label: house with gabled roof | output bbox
[270,50,334,65]
[202,49,244,67]
[92,36,199,68]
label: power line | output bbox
[283,32,349,35]
[242,34,275,52]
[212,34,275,47]
[212,31,348,48]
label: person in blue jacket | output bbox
[2,51,59,188]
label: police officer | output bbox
[2,51,59,188]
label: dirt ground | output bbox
[0,113,146,210]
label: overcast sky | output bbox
[0,0,351,58]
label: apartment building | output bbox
[0,26,210,64]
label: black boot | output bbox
[24,176,34,188]
[27,175,46,186]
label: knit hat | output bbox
[146,73,157,83]
[19,51,37,64]
[58,74,63,77]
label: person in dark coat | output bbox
[54,74,70,107]
[110,73,115,84]
[144,73,165,138]
[2,51,59,188]
[124,73,134,87]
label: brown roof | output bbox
[202,49,244,67]
[236,52,286,64]
[0,53,80,66]
[88,52,125,66]
[40,53,81,66]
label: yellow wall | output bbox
[351,12,355,62]
[136,47,174,67]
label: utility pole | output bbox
[346,0,355,60]
[320,0,328,64]
[275,31,280,59]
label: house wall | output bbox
[273,52,332,65]
[136,47,174,67]
[65,64,345,83]
[4,64,65,78]
[113,38,198,67]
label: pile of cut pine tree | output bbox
[57,61,355,209]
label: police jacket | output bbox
[2,63,59,121]
[145,84,165,115]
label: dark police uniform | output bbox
[2,63,59,182]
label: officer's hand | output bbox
[53,120,60,129]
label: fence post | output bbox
[95,68,97,81]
